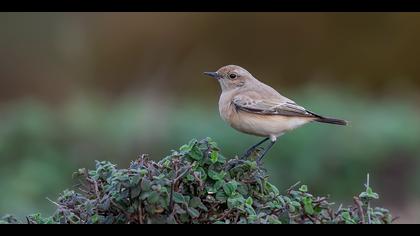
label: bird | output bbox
[204,65,348,164]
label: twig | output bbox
[92,179,101,201]
[138,201,144,224]
[307,214,317,224]
[337,203,343,213]
[224,159,246,172]
[111,199,126,212]
[203,139,211,160]
[192,171,204,191]
[327,208,335,221]
[46,197,81,223]
[234,211,240,223]
[78,187,90,195]
[174,166,192,183]
[286,181,301,194]
[169,163,179,212]
[46,197,62,207]
[216,209,233,221]
[85,177,101,216]
[353,196,365,224]
[312,197,328,208]
[365,173,372,224]
[333,204,343,221]
[169,164,192,212]
[111,199,130,220]
[169,183,175,212]
[391,216,400,223]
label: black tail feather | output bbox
[315,117,348,126]
[305,110,348,126]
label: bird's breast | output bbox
[219,99,234,123]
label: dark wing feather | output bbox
[232,95,319,118]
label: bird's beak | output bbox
[204,71,220,79]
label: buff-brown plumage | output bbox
[205,65,347,142]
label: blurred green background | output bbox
[1,13,419,223]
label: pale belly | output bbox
[223,110,314,138]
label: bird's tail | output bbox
[315,116,348,126]
[305,110,348,126]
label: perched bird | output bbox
[204,65,348,164]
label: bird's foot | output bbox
[255,153,264,167]
[239,151,252,160]
[240,147,264,160]
[256,158,262,167]
[254,149,271,171]
[225,158,247,171]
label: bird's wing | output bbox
[232,95,320,118]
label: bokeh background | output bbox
[1,13,419,223]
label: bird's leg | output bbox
[240,137,270,160]
[256,140,276,165]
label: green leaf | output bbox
[189,145,203,161]
[195,167,207,181]
[187,207,200,218]
[139,191,150,200]
[189,197,208,211]
[210,150,218,163]
[141,178,151,191]
[206,186,216,194]
[172,192,185,204]
[299,185,308,192]
[245,196,253,206]
[179,213,190,223]
[223,180,238,196]
[265,182,279,195]
[227,193,245,209]
[173,204,186,215]
[179,144,191,152]
[290,201,301,208]
[236,183,249,196]
[162,159,171,168]
[147,191,160,204]
[367,187,379,199]
[208,170,225,181]
[213,180,225,191]
[186,174,195,181]
[303,197,314,215]
[215,191,228,202]
[245,205,256,215]
[247,214,258,223]
[130,185,141,198]
[359,187,379,200]
[139,169,148,176]
[217,154,226,163]
[207,170,218,180]
[341,211,356,224]
[180,139,198,155]
[130,174,142,185]
[214,221,225,224]
[206,137,219,149]
[91,214,101,224]
[288,203,296,213]
[268,215,282,224]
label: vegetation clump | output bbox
[1,138,394,224]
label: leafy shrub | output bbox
[1,138,394,224]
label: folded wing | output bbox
[232,95,320,118]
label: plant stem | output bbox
[366,173,371,224]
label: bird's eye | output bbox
[229,73,237,79]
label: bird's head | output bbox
[204,65,254,91]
